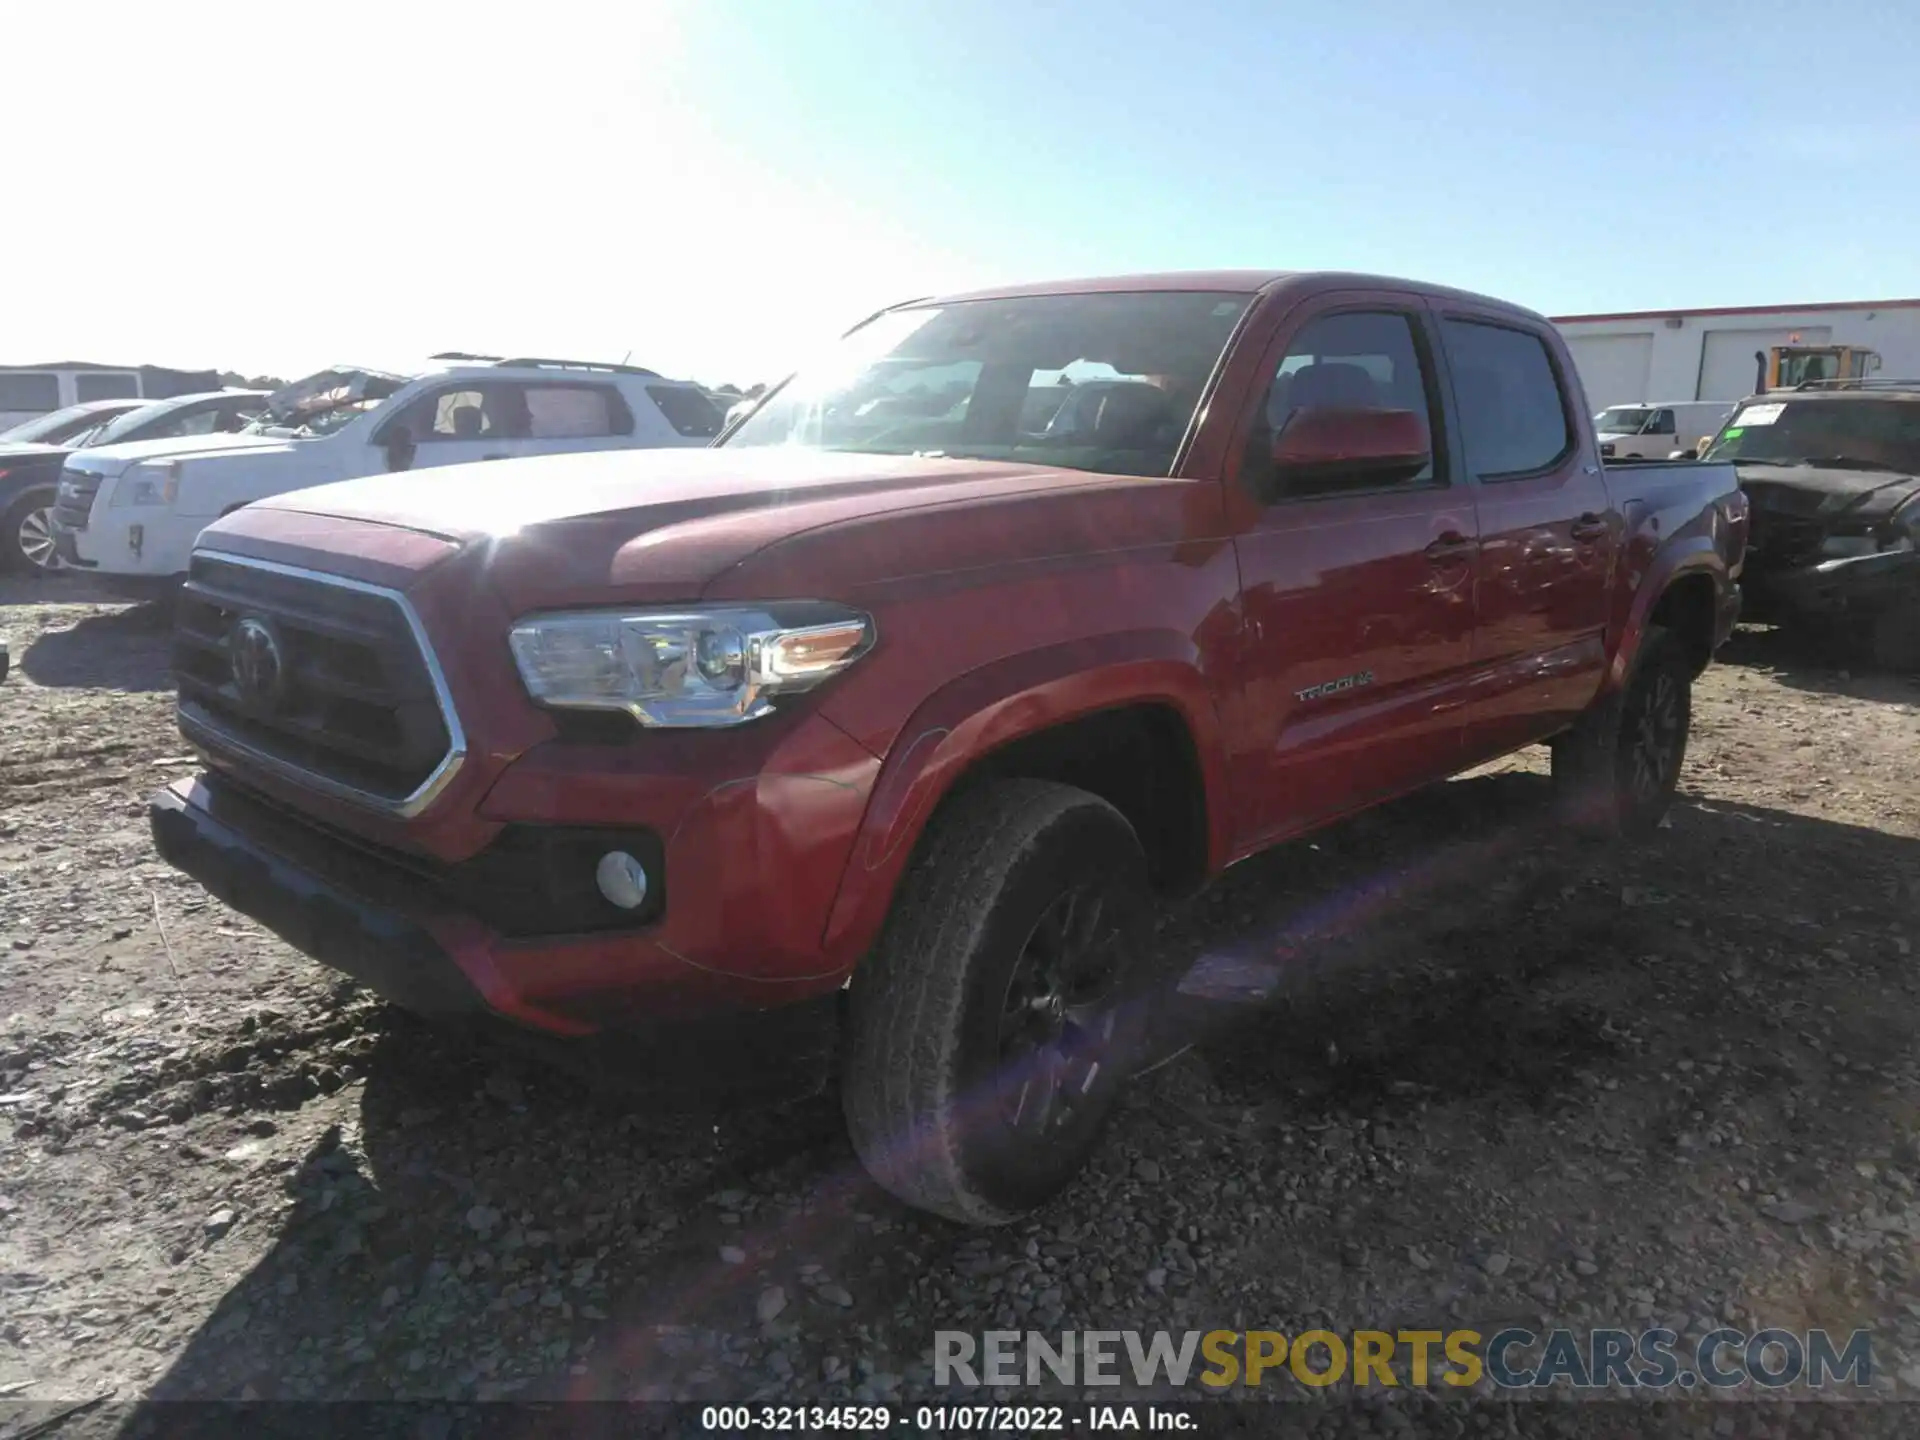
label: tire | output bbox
[1550,624,1692,838]
[1,489,60,576]
[842,779,1153,1225]
[1869,602,1920,674]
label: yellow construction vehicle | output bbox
[1755,342,1881,392]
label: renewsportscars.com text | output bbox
[934,1327,1874,1391]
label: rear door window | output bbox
[647,385,724,438]
[0,374,62,412]
[522,385,634,438]
[75,372,141,401]
[1440,320,1574,478]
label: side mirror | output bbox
[1264,406,1431,496]
[384,424,416,473]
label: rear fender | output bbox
[1608,536,1725,691]
[819,631,1229,968]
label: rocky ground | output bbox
[4,574,1920,1436]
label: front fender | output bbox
[818,630,1230,968]
[0,465,61,509]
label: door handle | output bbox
[481,453,508,461]
[1424,531,1477,564]
[1570,513,1610,542]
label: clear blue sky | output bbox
[678,0,1920,320]
[10,0,1919,385]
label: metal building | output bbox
[1551,298,1920,411]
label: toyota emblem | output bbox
[229,616,286,711]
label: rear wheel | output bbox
[1,489,60,576]
[842,779,1153,1225]
[1551,624,1692,837]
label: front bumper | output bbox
[50,509,186,586]
[149,774,841,1103]
[1744,550,1920,624]
[49,521,87,568]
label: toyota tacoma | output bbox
[149,271,1746,1224]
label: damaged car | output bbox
[49,356,724,596]
[1701,382,1920,670]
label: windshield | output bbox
[87,400,179,447]
[243,366,410,439]
[723,290,1255,478]
[0,403,116,444]
[244,400,383,438]
[1595,407,1653,434]
[1702,398,1920,472]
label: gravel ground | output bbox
[4,573,1920,1435]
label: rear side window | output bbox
[223,398,267,430]
[76,372,140,401]
[0,374,61,411]
[155,407,227,438]
[1441,320,1573,477]
[647,385,724,438]
[524,385,633,439]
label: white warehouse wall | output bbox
[1551,301,1920,412]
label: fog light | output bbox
[594,850,650,910]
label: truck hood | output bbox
[0,441,70,463]
[1735,462,1920,524]
[242,445,1144,608]
[67,431,294,473]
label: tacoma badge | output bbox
[1295,670,1375,702]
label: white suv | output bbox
[51,356,725,593]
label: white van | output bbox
[1592,401,1733,460]
[0,365,226,429]
[51,356,725,592]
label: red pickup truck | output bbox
[149,271,1746,1224]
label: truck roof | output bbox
[924,269,1550,322]
[1601,400,1729,409]
[1751,380,1920,402]
[423,357,711,388]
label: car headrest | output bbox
[1285,362,1380,410]
[1090,382,1174,446]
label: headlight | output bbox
[110,461,180,508]
[1889,497,1920,552]
[1818,500,1920,559]
[1818,533,1881,559]
[507,603,875,728]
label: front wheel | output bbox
[842,779,1153,1225]
[1,489,61,576]
[1870,602,1920,673]
[1551,624,1692,837]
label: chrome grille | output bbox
[52,466,103,531]
[172,552,465,816]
